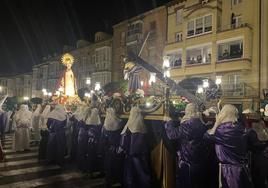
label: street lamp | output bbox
[86,78,91,85]
[215,76,222,85]
[149,72,156,85]
[197,85,204,94]
[23,96,29,101]
[95,82,101,91]
[203,79,209,88]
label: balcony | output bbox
[222,82,255,97]
[217,23,251,33]
[126,33,143,44]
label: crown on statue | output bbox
[61,53,74,66]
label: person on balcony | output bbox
[204,104,253,188]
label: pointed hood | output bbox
[121,106,146,134]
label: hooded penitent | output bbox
[40,105,51,130]
[86,108,100,125]
[104,108,121,131]
[47,105,67,122]
[180,103,200,123]
[32,104,42,141]
[121,106,146,134]
[120,106,151,187]
[215,104,238,126]
[204,104,252,188]
[14,105,32,126]
[46,104,67,166]
[13,105,32,151]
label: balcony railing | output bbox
[222,82,255,97]
[126,33,143,43]
[217,22,250,32]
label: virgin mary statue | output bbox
[60,53,77,97]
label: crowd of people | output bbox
[0,98,268,188]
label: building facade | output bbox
[31,32,112,98]
[164,0,267,109]
[112,6,167,83]
[0,73,32,98]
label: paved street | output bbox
[0,134,105,188]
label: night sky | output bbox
[0,0,172,75]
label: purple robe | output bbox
[204,122,253,188]
[100,128,124,185]
[46,118,66,166]
[247,129,268,188]
[77,121,102,173]
[120,129,151,188]
[165,118,211,188]
[69,116,79,161]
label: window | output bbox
[187,20,195,37]
[120,32,125,44]
[166,50,182,67]
[150,21,156,30]
[175,32,183,42]
[187,15,212,37]
[218,39,243,61]
[186,45,211,65]
[204,15,212,32]
[232,0,242,6]
[232,15,242,28]
[195,18,203,34]
[176,9,183,25]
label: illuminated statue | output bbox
[124,61,142,93]
[60,53,77,97]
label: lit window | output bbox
[176,9,183,25]
[166,50,182,67]
[217,39,243,61]
[187,15,212,37]
[186,45,211,65]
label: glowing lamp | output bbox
[146,102,151,108]
[164,70,171,78]
[86,78,91,85]
[215,76,222,85]
[149,72,156,85]
[95,82,101,91]
[163,56,170,68]
[23,96,29,101]
[42,88,47,93]
[48,92,52,97]
[140,81,144,87]
[203,79,209,88]
[197,85,204,94]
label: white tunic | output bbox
[13,105,32,151]
[31,105,42,141]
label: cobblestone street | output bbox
[0,134,105,188]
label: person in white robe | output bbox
[13,104,32,152]
[31,104,42,144]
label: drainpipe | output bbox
[259,0,262,100]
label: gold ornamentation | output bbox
[61,53,74,66]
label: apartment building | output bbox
[164,0,268,109]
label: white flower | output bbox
[113,93,121,98]
[135,89,144,97]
